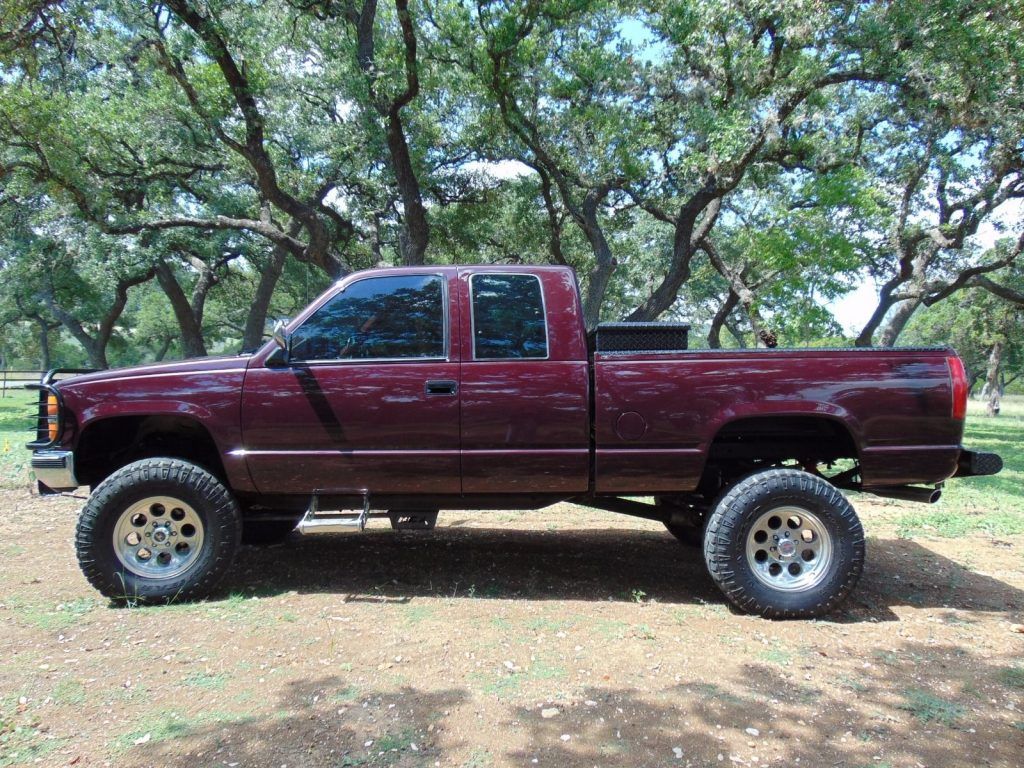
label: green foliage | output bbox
[0,0,1022,365]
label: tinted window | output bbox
[471,274,548,359]
[290,275,445,361]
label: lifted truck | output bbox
[28,265,1002,617]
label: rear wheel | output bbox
[75,458,241,603]
[703,468,864,619]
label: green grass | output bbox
[997,666,1024,691]
[330,685,360,703]
[894,396,1024,538]
[51,680,88,706]
[111,710,253,754]
[0,391,34,431]
[472,657,567,700]
[0,392,39,489]
[0,695,64,767]
[375,728,417,754]
[182,671,228,690]
[10,597,98,632]
[0,727,61,767]
[898,688,965,726]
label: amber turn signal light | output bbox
[47,394,59,441]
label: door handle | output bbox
[425,379,458,396]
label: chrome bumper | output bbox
[31,450,78,493]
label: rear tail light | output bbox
[947,355,968,420]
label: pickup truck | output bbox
[27,265,1002,618]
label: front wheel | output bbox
[75,458,241,603]
[703,469,865,619]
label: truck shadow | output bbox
[224,526,1023,622]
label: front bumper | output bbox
[31,450,78,494]
[954,449,1003,478]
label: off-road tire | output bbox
[76,458,241,603]
[703,468,865,619]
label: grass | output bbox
[182,671,228,690]
[0,392,34,489]
[10,597,98,632]
[51,680,87,706]
[375,728,417,754]
[403,604,435,625]
[0,694,64,768]
[898,688,965,726]
[111,710,253,754]
[472,657,567,700]
[0,727,61,767]
[330,685,360,703]
[997,666,1024,691]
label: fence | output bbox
[0,370,44,397]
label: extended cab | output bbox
[28,265,1002,617]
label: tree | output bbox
[903,268,1024,415]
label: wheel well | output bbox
[75,415,227,487]
[700,415,859,491]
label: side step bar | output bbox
[297,493,380,535]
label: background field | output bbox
[1,395,1022,767]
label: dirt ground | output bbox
[2,488,1023,768]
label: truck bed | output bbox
[593,346,962,494]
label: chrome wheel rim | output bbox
[745,506,833,592]
[112,496,205,580]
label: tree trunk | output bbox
[708,290,740,349]
[242,247,288,352]
[579,189,616,330]
[878,298,920,347]
[968,372,982,397]
[985,340,1003,417]
[155,260,208,358]
[154,336,174,362]
[855,294,896,347]
[387,112,429,266]
[724,318,747,347]
[627,193,719,322]
[43,302,107,369]
[36,317,52,371]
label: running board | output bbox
[297,492,381,535]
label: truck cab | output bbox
[240,265,590,497]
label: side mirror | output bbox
[267,319,291,367]
[271,319,290,352]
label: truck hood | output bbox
[56,355,251,387]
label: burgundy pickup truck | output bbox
[28,265,1001,617]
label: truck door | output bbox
[240,271,461,495]
[458,268,590,494]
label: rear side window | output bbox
[290,274,445,361]
[471,273,548,359]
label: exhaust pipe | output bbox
[866,485,942,504]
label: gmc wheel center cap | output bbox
[777,539,797,558]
